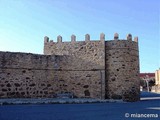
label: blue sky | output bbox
[0,0,159,73]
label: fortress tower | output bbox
[0,33,140,102]
[43,33,140,101]
[105,34,139,101]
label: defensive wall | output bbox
[0,33,140,101]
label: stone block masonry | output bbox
[0,52,104,99]
[105,34,140,101]
[0,33,140,102]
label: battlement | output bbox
[44,33,139,55]
[44,33,138,44]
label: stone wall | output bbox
[0,52,55,98]
[43,34,105,70]
[0,33,140,101]
[43,34,106,99]
[43,33,140,101]
[0,51,105,99]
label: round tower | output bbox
[105,33,140,102]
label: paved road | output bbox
[0,92,160,120]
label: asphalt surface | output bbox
[0,92,160,120]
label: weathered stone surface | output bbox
[0,33,140,102]
[0,52,104,99]
[105,40,140,101]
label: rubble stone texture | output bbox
[0,33,140,102]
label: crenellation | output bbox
[114,33,119,40]
[134,36,138,42]
[85,34,90,42]
[57,35,62,43]
[50,40,54,43]
[44,36,49,43]
[71,34,76,43]
[100,33,105,41]
[127,33,132,41]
